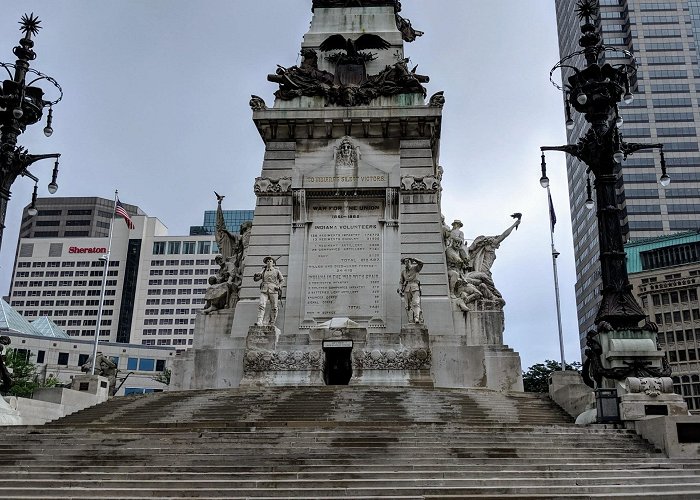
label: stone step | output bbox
[1,436,649,448]
[2,474,698,489]
[8,456,676,467]
[9,385,698,497]
[2,483,700,498]
[12,461,700,472]
[7,468,700,480]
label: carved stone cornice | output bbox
[400,174,440,192]
[254,176,292,196]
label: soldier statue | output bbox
[399,257,424,324]
[254,256,285,327]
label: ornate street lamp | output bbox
[540,1,670,389]
[0,13,62,252]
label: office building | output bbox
[189,209,254,236]
[8,197,226,350]
[554,0,700,350]
[626,231,700,410]
[19,197,143,239]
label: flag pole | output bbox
[91,189,118,375]
[547,186,566,371]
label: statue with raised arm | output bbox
[468,215,521,277]
[214,192,239,261]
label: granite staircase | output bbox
[2,386,700,498]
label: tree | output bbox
[523,359,582,393]
[2,349,64,398]
[3,348,38,398]
[153,368,171,386]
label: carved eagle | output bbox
[319,34,391,57]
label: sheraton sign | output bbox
[69,246,107,254]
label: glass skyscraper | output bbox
[554,0,700,351]
[189,210,255,236]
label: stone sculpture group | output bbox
[202,193,252,315]
[443,215,521,312]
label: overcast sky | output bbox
[0,0,579,369]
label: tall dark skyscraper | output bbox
[555,0,700,351]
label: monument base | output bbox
[170,310,245,390]
[70,375,110,402]
[431,335,523,391]
[619,392,688,421]
[239,320,433,387]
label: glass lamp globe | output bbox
[566,118,574,130]
[659,174,671,187]
[577,93,588,105]
[43,126,53,137]
[623,93,634,104]
[540,176,550,188]
[585,198,595,209]
[613,150,625,163]
[47,182,58,194]
[27,206,38,216]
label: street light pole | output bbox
[0,13,62,253]
[546,186,566,372]
[539,0,670,388]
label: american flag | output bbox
[548,191,557,233]
[115,199,135,230]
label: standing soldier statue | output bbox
[399,257,424,324]
[254,256,285,327]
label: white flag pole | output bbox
[547,186,566,371]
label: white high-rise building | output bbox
[7,197,240,350]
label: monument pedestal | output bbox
[432,306,523,392]
[70,375,110,402]
[170,310,245,390]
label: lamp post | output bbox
[540,1,670,388]
[0,13,62,253]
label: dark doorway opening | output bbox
[323,347,353,385]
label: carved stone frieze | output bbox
[244,349,323,372]
[271,56,428,107]
[625,377,674,397]
[353,348,431,370]
[400,174,440,192]
[254,176,293,195]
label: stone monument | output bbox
[170,0,523,391]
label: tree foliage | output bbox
[2,349,64,398]
[523,359,582,393]
[153,368,171,386]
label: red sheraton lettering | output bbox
[69,246,107,254]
